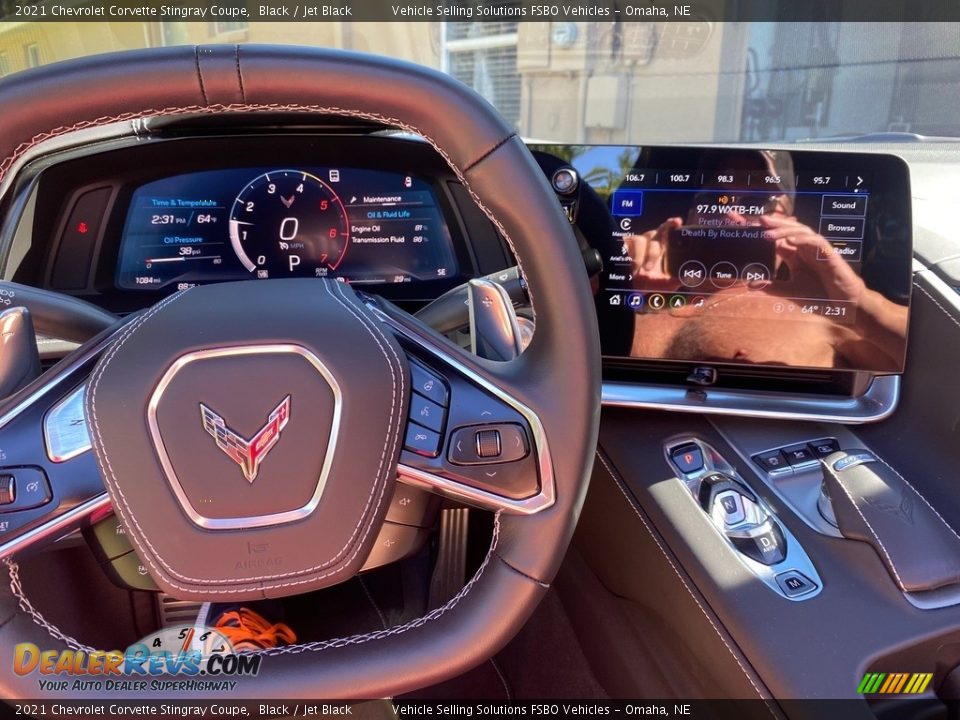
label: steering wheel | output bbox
[0,45,600,699]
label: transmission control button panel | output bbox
[665,438,822,602]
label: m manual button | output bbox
[776,570,818,597]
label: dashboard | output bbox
[0,128,914,415]
[11,134,509,314]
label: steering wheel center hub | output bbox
[85,279,409,600]
[149,344,341,530]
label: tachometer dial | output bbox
[228,170,350,278]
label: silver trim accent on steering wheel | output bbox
[372,306,556,516]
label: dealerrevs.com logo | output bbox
[13,625,261,693]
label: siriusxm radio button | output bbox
[821,195,867,217]
[612,190,644,216]
[710,262,738,288]
[679,260,707,288]
[817,240,863,263]
[820,217,865,240]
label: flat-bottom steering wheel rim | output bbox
[0,44,601,699]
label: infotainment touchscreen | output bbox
[535,146,912,373]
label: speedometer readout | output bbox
[228,170,350,278]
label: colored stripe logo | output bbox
[858,672,932,694]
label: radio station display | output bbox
[115,166,459,291]
[544,146,912,373]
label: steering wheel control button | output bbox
[0,475,14,505]
[670,444,704,474]
[809,438,840,457]
[732,521,787,566]
[476,429,502,459]
[410,361,449,407]
[712,490,746,527]
[386,486,436,528]
[496,424,530,463]
[449,427,486,464]
[404,423,441,458]
[448,424,530,466]
[753,449,792,475]
[0,467,51,512]
[106,550,159,592]
[409,393,445,433]
[775,570,818,598]
[833,451,876,472]
[85,514,134,563]
[783,443,818,468]
[362,521,429,571]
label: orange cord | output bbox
[213,607,297,651]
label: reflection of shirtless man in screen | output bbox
[624,152,907,371]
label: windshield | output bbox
[0,20,958,142]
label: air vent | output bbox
[604,359,857,396]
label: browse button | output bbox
[820,217,865,240]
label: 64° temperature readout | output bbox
[121,198,234,288]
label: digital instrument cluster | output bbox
[115,166,459,291]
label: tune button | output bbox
[710,262,738,288]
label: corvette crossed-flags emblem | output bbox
[200,396,291,483]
